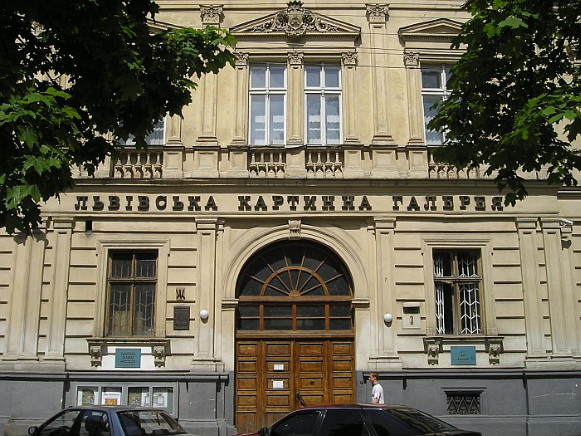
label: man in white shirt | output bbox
[368,371,384,404]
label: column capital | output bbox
[404,52,420,68]
[366,4,389,24]
[516,217,538,230]
[288,51,304,66]
[341,51,358,67]
[234,51,249,67]
[200,5,223,26]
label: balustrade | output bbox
[112,149,163,179]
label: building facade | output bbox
[1,2,580,436]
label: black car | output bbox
[235,403,482,436]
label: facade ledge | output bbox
[87,338,170,368]
[423,335,504,365]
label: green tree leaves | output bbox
[0,0,235,233]
[430,0,581,204]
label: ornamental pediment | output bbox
[398,18,463,44]
[231,1,360,39]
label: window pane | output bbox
[305,66,321,87]
[330,304,351,316]
[330,319,351,330]
[270,66,286,88]
[296,318,325,330]
[109,284,131,336]
[423,96,444,145]
[136,253,156,278]
[128,387,151,407]
[152,387,173,410]
[307,94,321,143]
[325,94,341,144]
[296,305,324,317]
[250,95,266,145]
[457,251,478,277]
[422,70,442,89]
[459,282,481,334]
[270,94,285,145]
[264,318,293,329]
[433,251,452,277]
[238,319,260,330]
[238,306,260,317]
[77,387,98,406]
[325,66,340,87]
[271,411,319,436]
[134,284,155,336]
[264,306,292,317]
[318,410,369,436]
[39,410,85,436]
[250,65,266,88]
[111,254,132,279]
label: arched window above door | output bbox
[236,241,353,334]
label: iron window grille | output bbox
[446,391,482,415]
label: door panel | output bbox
[235,339,354,434]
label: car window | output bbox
[79,411,110,436]
[363,409,419,436]
[318,409,370,436]
[117,410,187,436]
[270,411,320,436]
[389,408,456,433]
[39,410,84,436]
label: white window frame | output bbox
[249,63,287,146]
[421,64,451,145]
[304,63,342,145]
[120,119,166,146]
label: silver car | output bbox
[28,406,198,436]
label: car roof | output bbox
[298,404,409,411]
[66,406,169,413]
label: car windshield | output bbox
[389,408,457,433]
[117,410,187,436]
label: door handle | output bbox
[295,391,307,407]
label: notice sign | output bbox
[115,348,141,368]
[450,346,476,365]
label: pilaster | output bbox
[540,218,576,358]
[287,51,304,146]
[45,218,74,368]
[404,52,425,146]
[163,115,184,178]
[366,4,395,146]
[517,218,546,360]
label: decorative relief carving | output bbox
[404,52,420,67]
[248,1,339,36]
[234,52,249,67]
[89,345,103,367]
[341,51,358,66]
[153,345,167,367]
[288,51,304,65]
[200,5,223,25]
[288,219,301,239]
[366,4,389,24]
[423,337,442,365]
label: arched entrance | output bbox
[235,240,355,433]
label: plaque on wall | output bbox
[450,346,476,365]
[174,306,190,330]
[115,348,141,368]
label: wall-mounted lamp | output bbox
[383,313,393,324]
[199,309,209,321]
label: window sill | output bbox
[87,338,170,368]
[423,335,503,366]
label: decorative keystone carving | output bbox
[249,1,339,36]
[200,5,223,26]
[288,51,304,66]
[341,51,358,67]
[404,52,420,67]
[366,4,389,24]
[153,345,167,367]
[289,219,301,239]
[234,52,249,67]
[89,344,103,367]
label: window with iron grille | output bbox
[433,249,482,335]
[106,251,157,337]
[446,391,482,415]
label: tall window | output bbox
[421,65,451,145]
[433,249,482,335]
[305,64,341,145]
[106,251,157,337]
[249,63,286,145]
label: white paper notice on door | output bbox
[273,364,284,371]
[272,380,284,389]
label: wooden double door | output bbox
[235,339,355,434]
